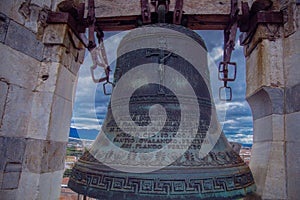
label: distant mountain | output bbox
[69,127,99,140]
[69,127,79,138]
[242,143,252,148]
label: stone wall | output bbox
[0,0,85,199]
[245,0,300,199]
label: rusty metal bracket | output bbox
[219,86,233,101]
[87,0,96,50]
[87,0,112,95]
[218,62,237,82]
[103,81,114,95]
[218,0,239,101]
[140,0,174,24]
[151,0,170,13]
[173,0,183,25]
[141,0,152,24]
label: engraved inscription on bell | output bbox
[68,24,256,199]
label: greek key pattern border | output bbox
[70,169,254,195]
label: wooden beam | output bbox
[94,11,283,31]
[95,14,231,31]
[185,14,230,30]
[47,10,282,32]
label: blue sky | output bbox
[70,29,253,145]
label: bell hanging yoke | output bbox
[46,0,283,99]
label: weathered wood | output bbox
[94,14,231,31]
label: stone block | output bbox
[262,141,287,199]
[36,62,60,93]
[250,141,287,199]
[244,24,283,57]
[24,139,66,173]
[0,81,8,125]
[37,170,64,200]
[48,94,73,142]
[246,39,284,97]
[43,24,68,45]
[285,52,300,88]
[16,172,40,200]
[0,137,26,182]
[2,163,22,190]
[40,140,66,173]
[43,45,70,64]
[23,139,43,173]
[284,28,300,88]
[0,0,51,33]
[247,91,272,120]
[0,189,17,200]
[36,62,77,100]
[0,13,10,43]
[253,116,272,142]
[286,111,300,142]
[0,85,33,137]
[24,4,42,33]
[249,142,271,196]
[264,87,285,114]
[55,65,77,101]
[281,1,298,37]
[5,137,26,163]
[253,114,285,142]
[286,141,300,199]
[247,87,284,120]
[0,43,40,90]
[27,92,53,140]
[43,45,81,73]
[283,22,300,60]
[272,114,285,141]
[2,172,20,189]
[43,25,85,73]
[69,58,81,75]
[0,0,26,26]
[5,20,44,61]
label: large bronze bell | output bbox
[68,24,256,199]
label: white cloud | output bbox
[221,119,237,125]
[209,46,223,62]
[71,123,101,131]
[236,116,253,122]
[227,133,253,144]
[71,117,102,129]
[215,101,247,112]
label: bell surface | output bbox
[68,24,256,199]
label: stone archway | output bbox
[0,0,299,199]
